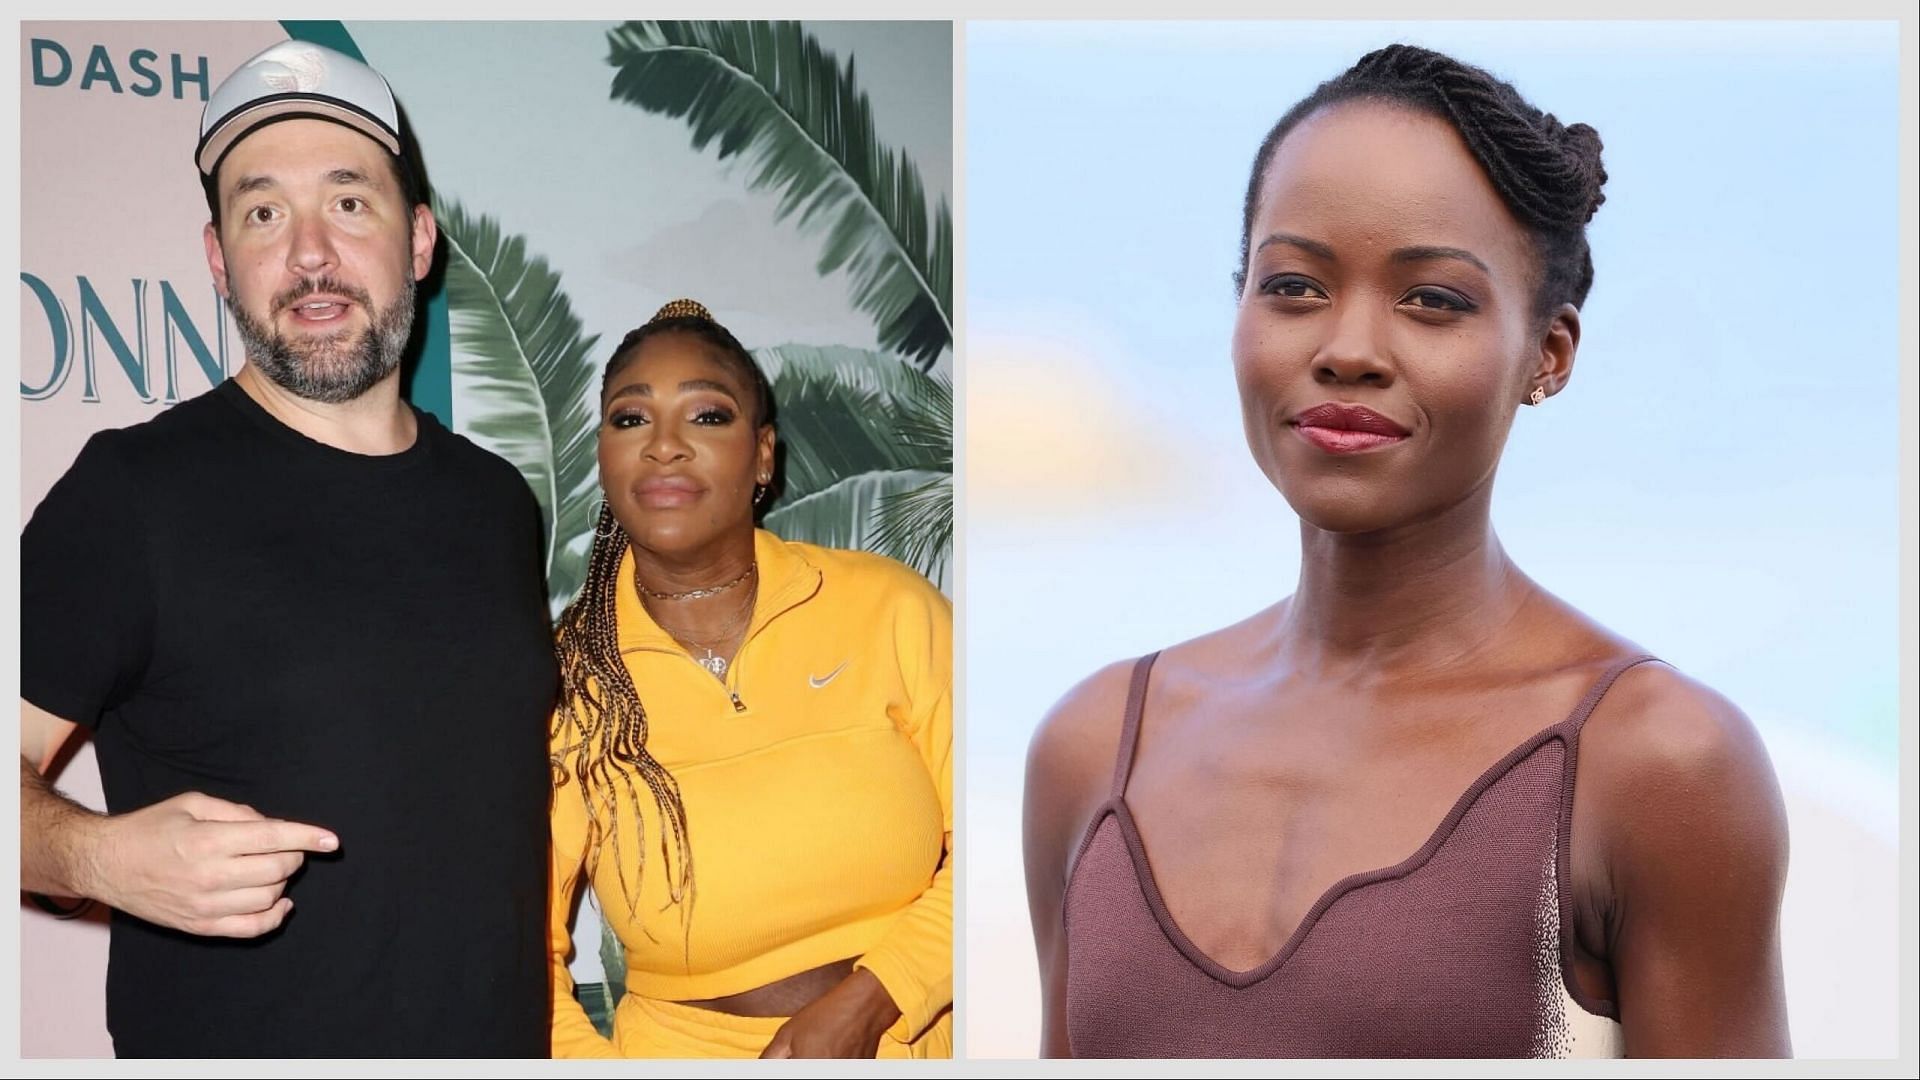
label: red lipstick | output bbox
[1291,403,1411,454]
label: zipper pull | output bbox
[729,690,747,713]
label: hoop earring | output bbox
[594,503,621,538]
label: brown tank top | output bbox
[1061,652,1657,1058]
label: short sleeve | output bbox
[21,430,156,727]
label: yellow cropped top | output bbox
[548,530,952,1057]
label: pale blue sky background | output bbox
[964,20,1901,1057]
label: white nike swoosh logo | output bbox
[809,662,849,689]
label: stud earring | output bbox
[1529,386,1546,407]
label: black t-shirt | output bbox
[21,379,558,1057]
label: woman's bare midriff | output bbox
[681,956,857,1017]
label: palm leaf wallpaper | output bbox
[606,20,953,368]
[757,345,952,580]
[437,197,604,615]
[432,22,952,1030]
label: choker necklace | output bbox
[635,562,757,601]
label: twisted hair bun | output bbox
[1238,44,1609,313]
[1558,121,1608,225]
[649,297,714,324]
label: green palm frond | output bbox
[884,370,951,465]
[764,468,949,565]
[871,473,951,584]
[753,344,950,581]
[754,345,947,504]
[606,21,952,367]
[870,373,951,582]
[434,195,602,615]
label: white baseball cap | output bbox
[197,40,403,177]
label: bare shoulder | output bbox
[1580,660,1789,872]
[1025,600,1274,804]
[1584,662,1779,790]
[1568,659,1792,1052]
[1024,656,1150,889]
[1025,603,1281,878]
[1517,584,1779,791]
[1026,659,1142,821]
[1024,656,1150,1043]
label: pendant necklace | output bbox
[636,564,757,684]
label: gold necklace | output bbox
[634,562,756,601]
[638,578,756,682]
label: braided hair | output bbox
[549,299,773,924]
[1234,44,1609,319]
[550,500,694,921]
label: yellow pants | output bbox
[610,994,952,1059]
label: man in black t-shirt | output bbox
[20,41,556,1057]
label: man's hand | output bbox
[77,790,338,939]
[759,968,901,1059]
[21,701,340,940]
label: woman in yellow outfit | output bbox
[548,300,952,1058]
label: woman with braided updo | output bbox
[547,300,951,1058]
[1025,45,1789,1058]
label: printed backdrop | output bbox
[18,20,952,1056]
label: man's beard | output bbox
[231,275,415,404]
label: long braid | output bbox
[549,297,775,944]
[1235,44,1609,317]
[550,502,695,922]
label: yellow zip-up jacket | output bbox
[549,530,952,1056]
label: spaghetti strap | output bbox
[1111,652,1162,799]
[1562,653,1661,734]
[1553,651,1662,1025]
